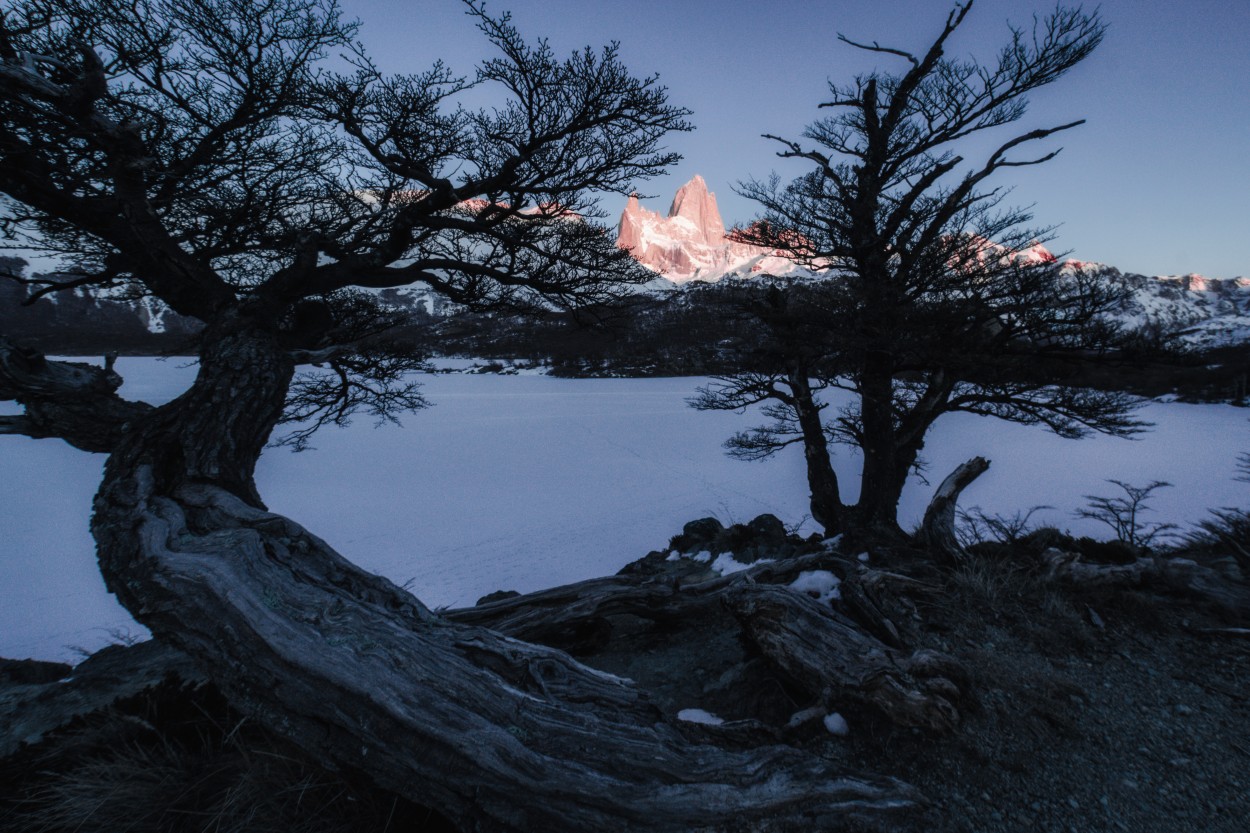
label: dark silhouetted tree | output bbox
[0,1,939,829]
[695,1,1143,537]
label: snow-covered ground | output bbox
[2,358,1247,661]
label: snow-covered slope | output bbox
[1067,263,1250,349]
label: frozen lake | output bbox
[2,357,1247,661]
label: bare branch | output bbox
[834,34,920,68]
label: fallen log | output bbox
[1042,549,1250,619]
[0,641,202,758]
[452,552,961,732]
[446,551,860,640]
[724,585,963,733]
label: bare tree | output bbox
[695,1,1144,537]
[0,1,947,829]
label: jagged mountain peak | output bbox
[666,175,724,246]
[616,176,806,283]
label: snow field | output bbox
[1,357,1247,661]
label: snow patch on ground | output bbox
[788,570,842,604]
[677,708,724,725]
[708,552,767,575]
[824,712,850,736]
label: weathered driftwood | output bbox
[724,585,963,733]
[448,551,860,636]
[921,456,990,563]
[452,552,960,730]
[1042,549,1250,619]
[96,479,925,832]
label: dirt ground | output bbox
[810,554,1250,833]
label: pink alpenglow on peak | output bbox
[667,174,725,246]
[1182,274,1214,292]
[1017,242,1058,264]
[964,236,1059,266]
[615,176,806,283]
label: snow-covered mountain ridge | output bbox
[1069,264,1250,349]
[615,177,1250,348]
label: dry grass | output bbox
[0,681,452,833]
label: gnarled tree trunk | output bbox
[2,333,932,832]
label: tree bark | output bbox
[854,355,905,535]
[921,457,991,563]
[0,337,152,453]
[788,368,844,534]
[66,331,930,832]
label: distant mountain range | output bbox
[0,256,203,352]
[614,176,1250,349]
[2,180,1248,354]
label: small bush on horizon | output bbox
[957,505,1054,550]
[1075,480,1178,551]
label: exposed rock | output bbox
[676,516,725,550]
[746,512,788,543]
[667,174,725,246]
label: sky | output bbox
[341,0,1249,278]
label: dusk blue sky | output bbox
[343,0,1249,278]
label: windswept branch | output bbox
[0,337,151,452]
